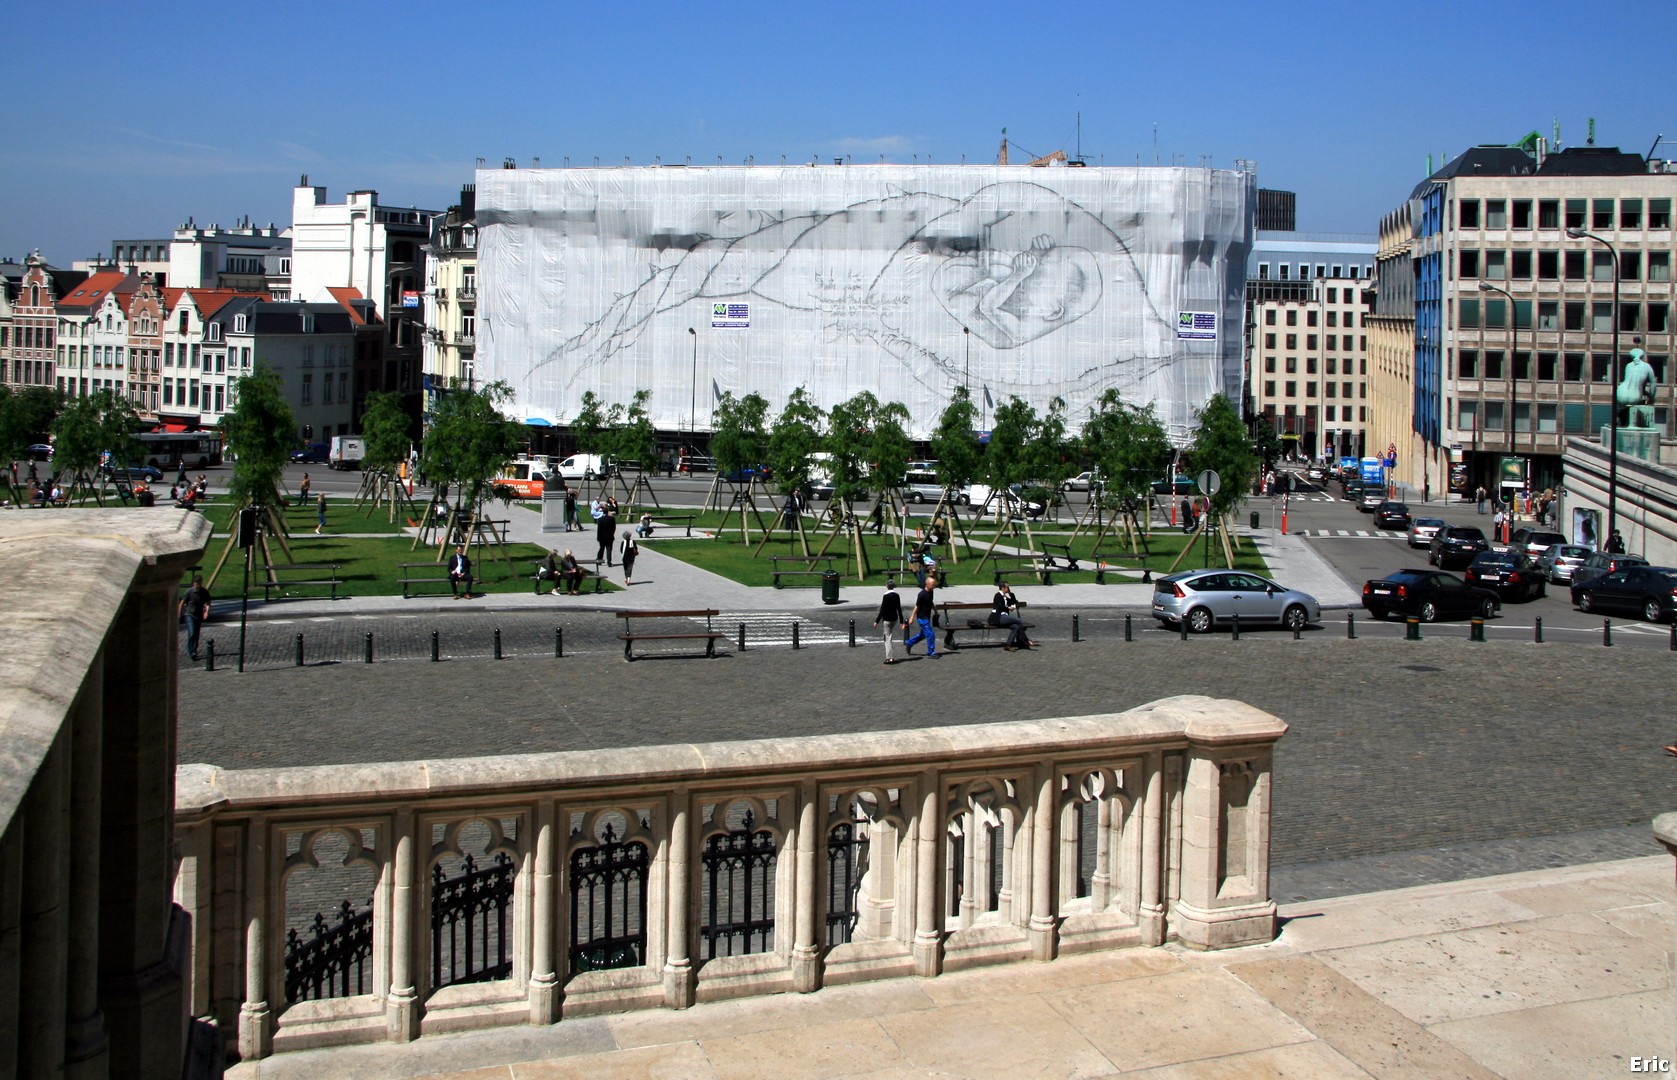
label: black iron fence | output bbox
[284,898,374,1003]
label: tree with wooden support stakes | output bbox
[973,395,1051,578]
[920,387,985,568]
[1076,390,1172,575]
[815,391,912,582]
[1165,393,1256,573]
[569,391,612,505]
[48,389,142,507]
[753,387,825,559]
[712,390,773,544]
[602,389,663,511]
[206,367,297,589]
[0,385,63,505]
[356,390,422,523]
[416,380,525,576]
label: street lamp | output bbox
[1477,277,1521,450]
[1565,227,1620,542]
[963,326,970,398]
[687,326,697,442]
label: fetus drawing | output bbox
[934,234,1102,348]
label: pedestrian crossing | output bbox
[700,611,850,648]
[1297,529,1408,539]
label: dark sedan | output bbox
[102,463,164,483]
[1373,501,1411,530]
[1362,568,1501,623]
[1569,552,1649,589]
[1462,551,1546,602]
[1572,566,1677,622]
[1428,526,1489,569]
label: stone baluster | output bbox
[238,817,271,1059]
[1028,766,1058,961]
[386,809,418,1041]
[911,771,942,977]
[662,791,694,1008]
[528,801,558,1023]
[791,780,821,993]
[1138,752,1165,946]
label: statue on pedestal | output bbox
[1616,347,1658,429]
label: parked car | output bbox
[1361,568,1501,622]
[1358,487,1386,512]
[25,443,54,461]
[1569,552,1649,589]
[1152,569,1320,634]
[1152,474,1194,496]
[902,470,967,504]
[101,463,164,483]
[1305,465,1326,483]
[1508,527,1567,558]
[1429,525,1489,569]
[1064,470,1098,493]
[1463,551,1546,602]
[721,465,769,484]
[1571,565,1677,622]
[1342,478,1366,502]
[1373,501,1411,530]
[1537,543,1592,584]
[1408,516,1446,549]
[290,442,330,464]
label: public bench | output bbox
[398,561,457,599]
[990,554,1053,586]
[258,562,342,601]
[769,554,836,588]
[1040,542,1107,584]
[657,514,699,538]
[535,557,605,595]
[938,600,1033,651]
[616,608,728,661]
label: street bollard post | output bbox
[738,622,746,653]
[1179,619,1188,642]
[555,627,563,658]
[1073,614,1081,642]
[295,633,304,667]
[1470,617,1484,642]
[1406,617,1420,642]
[1347,611,1356,639]
[1292,618,1301,641]
[848,619,856,647]
[1604,620,1613,647]
[205,640,215,672]
[494,627,503,660]
[1230,614,1239,641]
[432,630,440,662]
[1670,621,1676,651]
[365,632,374,664]
[1124,614,1133,642]
[1535,617,1543,644]
[792,622,800,650]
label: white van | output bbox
[554,454,611,481]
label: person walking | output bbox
[903,576,939,659]
[620,530,639,584]
[564,487,579,531]
[874,579,907,664]
[1606,529,1626,555]
[298,472,311,507]
[1475,485,1487,514]
[597,503,618,566]
[991,581,1030,651]
[179,575,212,662]
[448,544,474,599]
[314,492,327,534]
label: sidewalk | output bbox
[221,502,1362,621]
[227,854,1675,1079]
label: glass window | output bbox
[1621,303,1641,332]
[1565,251,1586,280]
[1537,403,1557,433]
[1458,349,1479,378]
[1306,381,1316,397]
[1327,358,1338,374]
[1566,199,1587,230]
[1512,199,1532,230]
[1459,200,1480,228]
[1651,199,1672,229]
[1649,303,1669,333]
[1592,303,1614,332]
[1621,199,1643,229]
[1565,301,1585,331]
[1307,309,1318,327]
[1485,350,1504,379]
[1264,333,1276,348]
[1306,357,1318,374]
[1485,200,1507,229]
[1538,352,1557,380]
[1649,251,1671,281]
[1343,380,1353,397]
[1265,309,1276,325]
[1345,311,1356,328]
[1485,250,1506,279]
[1458,399,1478,429]
[1537,250,1558,279]
[1286,309,1297,326]
[1593,199,1614,230]
[1284,381,1296,397]
[1592,252,1615,282]
[1264,357,1275,373]
[301,373,312,404]
[1459,298,1480,328]
[1485,299,1506,329]
[1459,250,1480,277]
[1564,353,1584,381]
[1591,354,1612,381]
[1621,251,1641,280]
[1484,400,1505,430]
[1511,250,1531,279]
[1538,301,1559,331]
[1307,334,1318,350]
[1539,199,1559,229]
[1286,334,1297,349]
[1263,380,1275,398]
[1286,357,1297,373]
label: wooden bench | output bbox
[1040,542,1108,584]
[938,600,1033,651]
[769,554,836,588]
[657,514,699,538]
[399,561,458,599]
[616,608,728,661]
[991,554,1053,586]
[535,558,605,595]
[258,562,342,600]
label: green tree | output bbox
[766,386,826,496]
[1081,390,1172,508]
[419,380,524,510]
[867,399,914,494]
[221,367,296,513]
[824,391,880,507]
[360,391,411,476]
[0,385,62,497]
[982,396,1038,493]
[1186,393,1257,517]
[1026,396,1074,500]
[1251,415,1282,469]
[572,391,607,456]
[604,390,657,472]
[50,390,141,503]
[929,386,982,492]
[710,391,770,477]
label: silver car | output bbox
[1537,544,1591,584]
[1152,569,1321,633]
[1408,517,1446,548]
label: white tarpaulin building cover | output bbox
[475,164,1253,440]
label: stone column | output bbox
[1137,753,1166,946]
[1171,751,1277,951]
[528,802,559,1024]
[790,781,822,993]
[1028,767,1058,961]
[1090,793,1113,912]
[386,809,419,1042]
[911,771,943,977]
[18,730,67,1080]
[662,792,695,1009]
[65,661,109,1078]
[237,818,272,1059]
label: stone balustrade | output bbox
[175,696,1286,1060]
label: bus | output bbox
[133,432,224,470]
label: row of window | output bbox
[1254,263,1373,281]
[1457,197,1673,232]
[1458,298,1671,334]
[1262,333,1369,352]
[299,371,351,406]
[1258,398,1367,423]
[1458,247,1671,281]
[1454,399,1671,435]
[1265,357,1368,376]
[1454,350,1670,383]
[1263,308,1361,328]
[1261,381,1367,401]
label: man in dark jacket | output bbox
[874,580,907,664]
[179,576,211,661]
[597,506,618,565]
[448,545,474,599]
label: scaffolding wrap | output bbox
[475,164,1253,441]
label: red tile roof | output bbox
[326,286,372,325]
[56,270,130,311]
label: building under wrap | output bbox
[474,164,1254,441]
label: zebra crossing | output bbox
[1297,529,1405,539]
[698,611,850,648]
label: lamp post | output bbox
[1566,227,1620,542]
[1477,279,1521,479]
[963,326,970,398]
[687,326,697,442]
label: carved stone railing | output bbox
[174,696,1286,1060]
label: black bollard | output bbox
[365,631,374,664]
[432,630,440,662]
[1604,619,1613,647]
[555,627,563,658]
[1231,614,1239,641]
[849,619,856,647]
[1535,617,1543,644]
[1124,614,1133,642]
[1670,621,1676,652]
[1179,618,1188,641]
[205,640,215,672]
[1073,614,1081,642]
[1470,617,1484,642]
[1347,611,1356,639]
[295,633,305,667]
[792,622,801,650]
[494,627,502,660]
[1292,618,1301,641]
[738,622,746,653]
[1406,617,1420,642]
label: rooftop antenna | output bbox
[1587,117,1596,146]
[1646,134,1663,161]
[1153,124,1159,166]
[531,156,540,168]
[1075,105,1082,163]
[1553,117,1562,150]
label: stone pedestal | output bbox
[1602,425,1662,464]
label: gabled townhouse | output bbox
[53,270,135,399]
[211,293,380,443]
[4,253,88,388]
[156,287,267,429]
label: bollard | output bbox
[1670,621,1676,652]
[1124,614,1133,642]
[1179,619,1188,641]
[432,630,440,662]
[205,640,216,672]
[1231,613,1239,641]
[1347,611,1356,639]
[494,627,503,660]
[1405,617,1420,642]
[792,622,801,650]
[365,631,374,664]
[295,633,305,667]
[1470,617,1484,642]
[1535,617,1543,644]
[1073,614,1081,642]
[555,627,563,658]
[738,622,746,653]
[848,619,856,647]
[1604,619,1613,647]
[1292,619,1301,641]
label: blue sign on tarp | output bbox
[1360,457,1384,484]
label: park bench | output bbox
[258,562,342,601]
[769,554,836,588]
[616,608,728,661]
[398,561,458,599]
[535,557,605,595]
[991,554,1054,586]
[938,600,1032,651]
[656,514,699,537]
[1040,542,1107,584]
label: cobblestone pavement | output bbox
[180,628,1677,901]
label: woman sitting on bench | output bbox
[991,581,1034,651]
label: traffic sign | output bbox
[1196,469,1221,496]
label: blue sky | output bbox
[7,0,1674,265]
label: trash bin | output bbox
[821,570,841,605]
[1250,511,1260,530]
